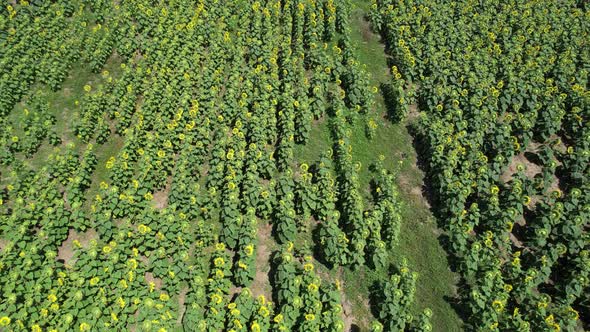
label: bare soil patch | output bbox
[144,272,163,290]
[0,238,9,252]
[397,173,430,208]
[57,228,98,266]
[342,293,355,332]
[177,287,188,325]
[500,153,542,183]
[359,16,374,43]
[509,233,524,248]
[251,222,273,300]
[152,176,171,209]
[407,103,420,121]
[229,286,243,298]
[340,274,370,331]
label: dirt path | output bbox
[251,222,274,300]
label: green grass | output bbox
[294,118,332,163]
[294,2,464,331]
[4,55,124,173]
[84,133,125,204]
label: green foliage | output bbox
[373,259,433,332]
[372,0,590,329]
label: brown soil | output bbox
[552,136,567,154]
[0,238,9,252]
[509,233,524,248]
[410,185,430,207]
[177,287,188,325]
[397,173,411,191]
[546,174,561,193]
[134,50,144,62]
[144,272,163,290]
[312,116,326,126]
[152,190,168,209]
[251,222,274,300]
[407,103,420,121]
[63,191,71,211]
[500,153,542,183]
[200,162,210,178]
[138,255,149,265]
[57,228,98,266]
[397,173,430,208]
[342,293,355,332]
[152,176,171,209]
[339,271,369,331]
[229,286,243,298]
[515,216,527,227]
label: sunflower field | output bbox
[370,0,589,331]
[1,0,588,331]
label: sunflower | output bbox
[492,300,504,312]
[0,317,10,327]
[244,244,254,256]
[307,283,319,292]
[90,277,100,286]
[214,257,225,267]
[523,195,531,205]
